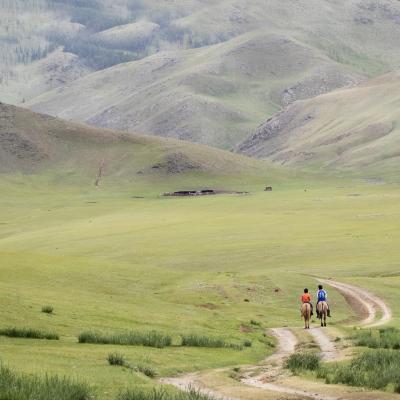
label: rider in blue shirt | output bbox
[317,285,331,317]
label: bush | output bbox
[41,306,54,314]
[118,387,216,400]
[78,330,172,348]
[318,349,400,392]
[354,328,400,349]
[181,334,241,350]
[108,352,126,366]
[0,365,92,400]
[243,340,252,347]
[250,320,261,327]
[136,364,157,378]
[0,328,59,340]
[285,352,320,373]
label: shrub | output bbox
[250,320,261,327]
[243,340,252,347]
[108,352,125,366]
[0,328,59,340]
[118,387,216,400]
[41,306,54,314]
[78,330,172,348]
[285,352,320,373]
[181,334,241,350]
[0,365,92,400]
[136,364,157,378]
[354,328,400,349]
[318,349,400,392]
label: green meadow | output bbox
[0,175,399,398]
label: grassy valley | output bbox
[1,2,400,399]
[0,105,400,398]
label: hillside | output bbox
[0,102,272,187]
[27,30,364,149]
[237,72,400,178]
[2,0,400,149]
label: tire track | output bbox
[308,328,338,362]
[319,279,392,327]
[161,280,392,400]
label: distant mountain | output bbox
[26,31,363,149]
[1,0,400,151]
[237,72,400,178]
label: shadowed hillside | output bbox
[237,72,400,179]
[0,102,274,187]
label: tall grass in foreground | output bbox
[181,334,242,350]
[354,328,400,349]
[118,388,215,400]
[79,331,172,348]
[0,327,59,340]
[285,352,320,373]
[318,349,400,393]
[0,365,92,400]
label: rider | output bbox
[316,285,331,317]
[301,288,313,316]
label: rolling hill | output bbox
[0,102,274,188]
[237,72,400,179]
[2,0,400,150]
[26,30,363,149]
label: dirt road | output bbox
[161,279,392,400]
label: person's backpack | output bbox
[318,290,327,301]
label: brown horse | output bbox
[301,303,311,329]
[317,301,328,327]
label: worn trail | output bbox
[161,280,392,400]
[320,279,392,327]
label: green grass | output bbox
[79,331,172,348]
[0,178,400,397]
[136,364,157,379]
[108,352,126,366]
[107,353,157,377]
[285,352,320,373]
[0,365,92,400]
[181,334,241,349]
[354,328,400,349]
[317,349,400,393]
[41,305,54,314]
[0,328,59,340]
[117,388,215,400]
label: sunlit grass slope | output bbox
[238,71,400,180]
[1,178,400,397]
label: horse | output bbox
[317,301,328,327]
[301,303,311,329]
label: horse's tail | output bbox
[301,303,310,318]
[318,301,328,317]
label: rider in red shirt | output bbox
[301,288,314,316]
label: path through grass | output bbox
[0,179,399,397]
